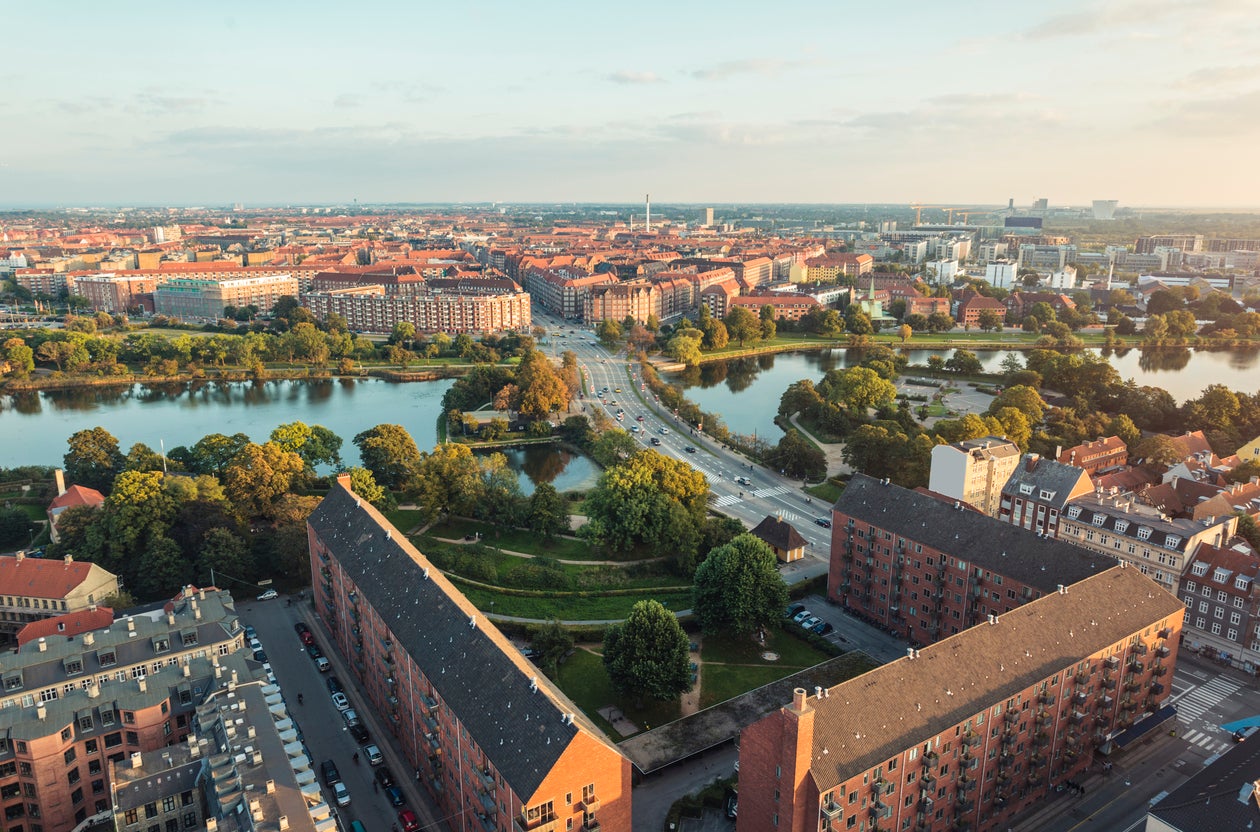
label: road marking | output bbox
[752,485,790,498]
[1172,676,1242,723]
[713,494,742,507]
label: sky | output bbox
[4,0,1260,208]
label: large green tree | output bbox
[222,442,306,519]
[353,424,421,490]
[527,483,570,539]
[819,367,897,413]
[515,349,570,420]
[603,600,691,702]
[766,429,827,481]
[723,306,761,346]
[270,422,343,469]
[987,385,1047,424]
[584,450,710,558]
[196,527,253,586]
[410,443,484,518]
[64,427,124,493]
[692,534,789,637]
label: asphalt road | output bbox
[239,595,450,832]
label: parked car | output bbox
[349,724,370,744]
[800,616,822,630]
[314,656,331,672]
[725,789,738,819]
[243,625,257,640]
[331,692,349,711]
[385,785,406,806]
[248,637,262,652]
[326,676,343,695]
[650,437,662,446]
[374,767,396,789]
[252,649,267,663]
[256,589,278,601]
[812,621,834,636]
[659,428,669,435]
[299,630,315,646]
[332,781,351,806]
[363,744,384,766]
[792,610,812,624]
[342,709,361,729]
[814,517,832,528]
[293,622,309,636]
[399,810,421,832]
[321,760,341,785]
[306,644,323,660]
[786,603,806,618]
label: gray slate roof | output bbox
[1000,455,1091,510]
[834,474,1115,590]
[308,485,620,801]
[1147,728,1260,831]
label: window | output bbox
[1186,581,1197,593]
[1215,608,1225,619]
[162,796,176,813]
[97,651,116,668]
[145,802,158,819]
[78,715,92,732]
[39,688,58,703]
[1197,617,1207,629]
[125,809,138,825]
[180,631,197,647]
[183,812,197,829]
[1232,612,1242,625]
[1228,629,1238,641]
[1165,535,1182,549]
[1191,562,1209,577]
[1239,576,1253,591]
[1137,527,1152,541]
[1067,506,1082,519]
[1211,623,1222,635]
[1092,513,1107,526]
[1235,596,1245,608]
[1114,520,1129,534]
[63,659,82,676]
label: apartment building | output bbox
[0,554,119,643]
[998,454,1094,536]
[153,274,299,320]
[1177,543,1260,672]
[302,283,531,334]
[0,588,246,832]
[1056,492,1237,593]
[1056,437,1127,475]
[520,267,616,320]
[13,270,68,297]
[728,294,821,322]
[954,293,1008,328]
[928,437,1022,517]
[829,475,1114,646]
[804,253,874,282]
[584,281,658,325]
[741,565,1182,832]
[308,477,631,832]
[111,744,206,832]
[69,274,160,313]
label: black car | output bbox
[349,724,370,744]
[650,437,662,446]
[725,789,738,819]
[385,785,406,807]
[252,649,268,663]
[321,760,341,786]
[326,676,343,695]
[786,603,806,619]
[294,622,310,635]
[306,644,323,659]
[814,517,832,528]
[812,621,834,636]
[374,766,396,789]
[684,446,696,454]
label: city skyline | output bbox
[5,0,1260,207]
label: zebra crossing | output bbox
[1179,727,1232,756]
[1173,676,1242,722]
[752,485,791,498]
[712,494,742,507]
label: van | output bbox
[350,822,368,832]
[314,656,331,672]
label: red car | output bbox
[398,810,421,832]
[300,631,315,647]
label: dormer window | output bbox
[1165,535,1181,549]
[1092,513,1107,526]
[1114,520,1130,534]
[180,630,198,647]
[1019,484,1034,495]
[1067,506,1082,519]
[1214,568,1231,584]
[1039,489,1054,500]
[1137,527,1152,541]
[152,637,170,654]
[1191,562,1209,577]
[1236,576,1251,591]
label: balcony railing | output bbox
[1104,656,1120,670]
[1156,645,1171,658]
[1132,643,1148,656]
[1038,692,1056,706]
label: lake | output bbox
[676,347,1260,438]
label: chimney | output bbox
[137,678,146,693]
[278,817,289,831]
[63,554,73,564]
[167,613,175,626]
[55,469,66,496]
[265,779,276,794]
[88,682,99,698]
[207,819,218,832]
[36,705,46,720]
[337,472,353,492]
[83,632,94,646]
[1026,453,1040,472]
[126,618,135,632]
[14,551,23,562]
[37,637,46,652]
[1057,584,1066,595]
[792,687,810,713]
[130,751,143,769]
[907,647,916,660]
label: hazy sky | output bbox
[5,0,1260,207]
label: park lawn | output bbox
[700,628,832,669]
[699,334,840,360]
[698,664,791,710]
[427,517,617,561]
[10,504,47,521]
[805,481,845,503]
[553,647,682,737]
[456,584,693,621]
[383,509,428,534]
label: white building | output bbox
[926,259,959,282]
[1046,265,1078,290]
[1092,199,1119,220]
[985,260,1018,289]
[928,436,1023,517]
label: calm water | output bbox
[677,347,1260,438]
[0,378,599,492]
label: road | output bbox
[240,595,449,832]
[538,311,832,589]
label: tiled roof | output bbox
[0,555,99,599]
[1147,729,1260,831]
[16,606,114,646]
[307,484,622,799]
[834,475,1112,589]
[807,565,1182,789]
[48,484,105,511]
[750,516,808,552]
[1001,454,1092,509]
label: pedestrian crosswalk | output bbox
[1179,728,1232,756]
[1173,676,1242,723]
[713,494,742,507]
[752,485,790,498]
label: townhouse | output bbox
[998,454,1094,536]
[0,554,119,643]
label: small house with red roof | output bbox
[0,553,119,642]
[46,469,105,543]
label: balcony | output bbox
[920,774,936,792]
[1070,711,1086,725]
[1150,682,1166,696]
[1073,691,1088,706]
[1132,642,1148,656]
[1128,660,1145,674]
[918,797,934,814]
[821,800,843,820]
[1152,664,1168,677]
[1156,645,1171,658]
[1104,656,1120,670]
[957,797,974,812]
[1074,671,1090,685]
[579,795,601,813]
[1101,677,1116,691]
[513,817,559,832]
[873,775,888,790]
[922,750,939,766]
[1004,711,1021,725]
[1035,711,1052,727]
[1157,627,1171,640]
[961,732,981,748]
[1039,692,1056,706]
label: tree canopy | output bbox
[692,534,788,637]
[603,600,691,702]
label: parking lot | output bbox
[787,594,908,664]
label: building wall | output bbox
[0,561,119,641]
[303,288,531,334]
[928,443,1020,517]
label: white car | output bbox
[364,744,384,766]
[800,616,822,630]
[332,781,351,806]
[792,610,812,624]
[248,637,262,652]
[331,692,349,711]
[342,709,361,728]
[659,428,669,435]
[256,589,278,601]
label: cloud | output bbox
[691,59,803,81]
[1173,63,1260,90]
[841,92,1062,134]
[130,93,215,114]
[332,93,362,109]
[606,70,663,85]
[1023,0,1248,40]
[1148,89,1260,136]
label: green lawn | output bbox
[698,664,790,709]
[11,504,47,521]
[427,517,619,561]
[457,584,693,621]
[805,481,845,503]
[383,509,427,534]
[553,648,682,737]
[700,628,832,669]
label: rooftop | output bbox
[1001,454,1092,509]
[48,484,105,511]
[835,474,1113,590]
[0,553,111,599]
[750,516,808,553]
[1147,728,1260,831]
[806,565,1182,790]
[16,605,113,646]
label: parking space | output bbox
[791,594,909,664]
[678,806,735,831]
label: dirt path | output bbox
[788,413,852,476]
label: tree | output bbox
[766,429,827,481]
[944,350,983,375]
[528,619,574,677]
[603,600,690,702]
[700,318,729,350]
[990,407,1032,450]
[1133,435,1182,470]
[819,367,897,413]
[584,450,710,555]
[65,427,124,493]
[1104,414,1141,448]
[926,312,956,333]
[590,429,641,468]
[759,305,777,341]
[527,482,569,538]
[692,534,789,637]
[353,424,421,490]
[596,319,622,348]
[665,331,703,366]
[222,442,306,519]
[410,443,484,518]
[390,321,416,347]
[196,527,253,586]
[135,535,191,600]
[2,338,34,378]
[345,466,393,510]
[181,432,251,478]
[844,306,873,335]
[0,507,33,548]
[270,422,343,469]
[723,306,760,346]
[122,442,167,474]
[515,349,570,420]
[987,385,1046,424]
[977,309,1003,332]
[899,324,912,344]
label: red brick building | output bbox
[953,292,1007,327]
[1056,437,1127,475]
[829,475,1115,646]
[308,478,631,832]
[738,565,1183,832]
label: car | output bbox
[342,709,361,728]
[786,603,806,618]
[331,692,349,711]
[256,589,278,601]
[300,630,315,646]
[800,616,822,630]
[736,476,751,486]
[650,437,662,446]
[399,810,421,832]
[385,785,406,806]
[630,425,640,433]
[363,744,384,766]
[306,644,323,660]
[374,766,396,789]
[792,610,812,624]
[725,789,738,819]
[321,760,341,785]
[610,400,618,405]
[349,724,370,744]
[659,427,669,435]
[332,781,351,806]
[814,517,832,528]
[314,656,331,672]
[252,649,268,663]
[248,637,262,651]
[812,621,834,636]
[293,622,309,636]
[326,676,343,695]
[243,625,257,639]
[636,415,644,421]
[684,446,696,454]
[615,388,622,393]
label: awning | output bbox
[1113,705,1177,750]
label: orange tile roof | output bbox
[48,484,105,511]
[0,556,98,599]
[16,606,114,646]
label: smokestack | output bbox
[55,469,66,496]
[645,193,651,232]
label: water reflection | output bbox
[1138,348,1192,373]
[480,445,600,495]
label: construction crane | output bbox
[909,204,958,225]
